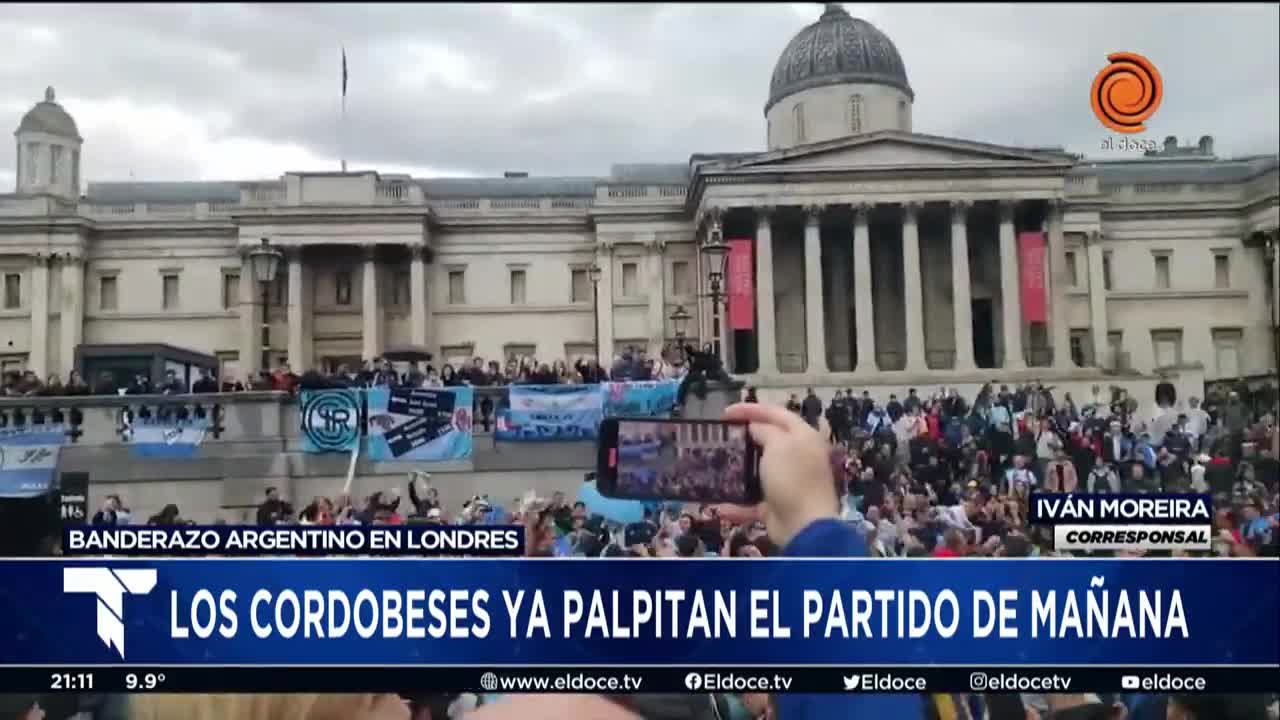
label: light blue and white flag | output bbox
[124,416,208,459]
[502,384,604,441]
[0,426,65,498]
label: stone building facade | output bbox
[1,4,1277,400]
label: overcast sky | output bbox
[1,2,1276,188]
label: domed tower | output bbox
[765,4,913,150]
[14,87,83,199]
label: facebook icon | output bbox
[63,567,157,659]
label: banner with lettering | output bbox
[59,472,89,525]
[300,388,362,453]
[365,386,473,462]
[602,380,679,418]
[1018,231,1047,324]
[726,238,754,330]
[497,384,602,441]
[0,426,65,498]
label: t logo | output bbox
[63,567,157,659]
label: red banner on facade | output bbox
[1018,231,1048,324]
[726,238,755,331]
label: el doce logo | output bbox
[1091,52,1163,133]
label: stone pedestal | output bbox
[681,380,746,420]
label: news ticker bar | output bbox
[20,665,1280,694]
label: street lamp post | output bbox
[248,238,284,372]
[699,224,730,359]
[588,263,603,362]
[670,305,691,345]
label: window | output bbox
[1,356,25,373]
[50,145,61,183]
[570,269,590,303]
[1212,329,1242,379]
[621,262,639,297]
[1102,252,1113,291]
[99,276,118,310]
[3,274,20,309]
[849,94,864,133]
[1214,253,1230,289]
[25,143,37,184]
[897,100,908,129]
[161,273,180,310]
[509,269,527,305]
[335,271,352,305]
[565,342,596,362]
[448,270,466,305]
[1151,329,1183,368]
[71,149,79,194]
[504,343,536,361]
[439,344,474,367]
[391,271,410,307]
[1069,329,1092,367]
[672,260,692,296]
[793,103,805,144]
[1064,250,1078,287]
[215,352,240,385]
[1153,253,1171,290]
[222,272,239,310]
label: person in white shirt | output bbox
[1004,454,1036,494]
[1184,396,1210,451]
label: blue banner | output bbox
[0,426,65,498]
[4,559,1274,666]
[602,380,679,417]
[498,384,603,441]
[366,386,473,462]
[300,389,361,453]
[125,416,208,459]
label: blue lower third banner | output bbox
[498,383,603,441]
[0,559,1275,666]
[0,425,65,498]
[366,386,473,461]
[124,416,209,459]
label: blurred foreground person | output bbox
[129,694,410,720]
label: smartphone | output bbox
[596,417,762,505]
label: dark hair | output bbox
[265,486,278,496]
[674,533,701,558]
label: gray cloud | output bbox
[0,2,1275,184]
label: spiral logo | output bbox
[1091,51,1163,134]
[301,389,361,451]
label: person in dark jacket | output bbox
[256,487,293,525]
[800,388,822,429]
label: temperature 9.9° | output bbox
[125,672,167,691]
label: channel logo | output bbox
[63,567,158,659]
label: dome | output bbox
[766,4,912,114]
[15,87,81,140]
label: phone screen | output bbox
[596,418,761,505]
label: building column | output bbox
[646,236,666,356]
[1085,231,1108,367]
[802,204,828,374]
[596,242,615,363]
[998,200,1026,370]
[901,202,926,373]
[950,200,975,372]
[286,248,311,371]
[238,249,259,377]
[28,254,50,378]
[409,245,430,349]
[59,254,84,377]
[754,207,779,375]
[1047,199,1072,370]
[852,203,877,373]
[361,245,383,361]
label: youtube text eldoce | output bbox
[2,2,1280,720]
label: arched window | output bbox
[793,103,806,144]
[897,100,908,130]
[849,94,864,133]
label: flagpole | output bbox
[340,45,348,173]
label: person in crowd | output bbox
[91,494,123,526]
[799,388,822,429]
[127,693,411,720]
[440,364,461,387]
[146,503,183,525]
[256,487,293,526]
[190,367,219,394]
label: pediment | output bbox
[723,131,1071,172]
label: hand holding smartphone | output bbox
[595,417,763,505]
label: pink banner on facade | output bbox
[726,238,755,331]
[1018,231,1048,324]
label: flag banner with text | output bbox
[124,415,208,459]
[2,559,1275,666]
[1018,231,1048,324]
[497,384,604,441]
[299,388,363,453]
[0,425,66,498]
[726,238,754,330]
[602,380,679,418]
[366,386,473,462]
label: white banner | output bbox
[1054,524,1211,552]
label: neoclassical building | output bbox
[2,4,1278,401]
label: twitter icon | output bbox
[843,675,861,691]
